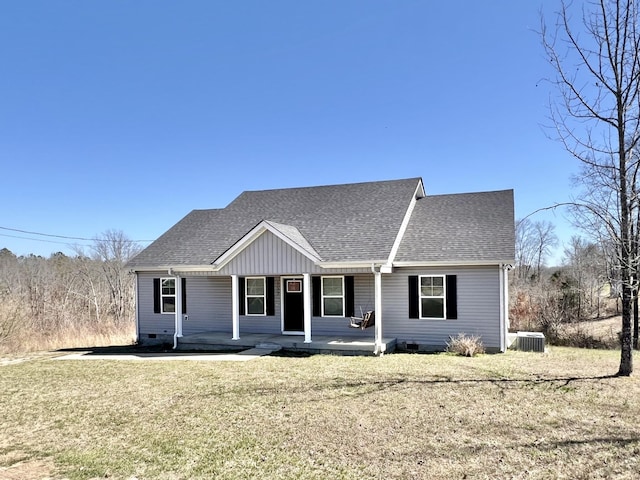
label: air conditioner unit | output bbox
[517,332,545,352]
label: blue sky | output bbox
[1,1,576,262]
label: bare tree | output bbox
[90,230,141,324]
[515,218,558,281]
[542,0,640,375]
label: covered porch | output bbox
[177,331,397,356]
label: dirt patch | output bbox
[0,352,61,367]
[0,457,56,480]
[557,315,621,348]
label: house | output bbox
[127,178,515,354]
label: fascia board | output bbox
[384,180,424,268]
[392,259,514,268]
[128,265,217,273]
[318,260,389,269]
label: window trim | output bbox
[160,277,176,315]
[245,276,267,316]
[321,276,345,317]
[419,274,446,320]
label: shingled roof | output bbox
[395,189,515,264]
[127,178,424,268]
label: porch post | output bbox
[303,273,312,343]
[374,270,385,356]
[231,274,240,340]
[173,274,183,350]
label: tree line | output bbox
[0,230,140,353]
[513,218,625,349]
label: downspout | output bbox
[499,265,505,352]
[499,264,512,352]
[132,271,140,344]
[371,264,385,356]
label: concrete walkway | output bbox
[52,347,275,362]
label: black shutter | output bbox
[345,276,354,317]
[312,276,321,317]
[408,275,419,319]
[153,278,161,314]
[266,277,275,316]
[238,277,245,316]
[446,275,457,319]
[181,277,187,314]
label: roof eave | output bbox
[392,259,515,268]
[128,265,217,273]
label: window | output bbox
[322,276,344,316]
[161,278,176,314]
[408,275,457,320]
[419,275,445,319]
[245,277,266,315]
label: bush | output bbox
[446,333,485,357]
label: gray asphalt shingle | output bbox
[127,179,515,268]
[127,178,422,267]
[395,189,515,264]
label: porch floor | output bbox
[177,332,397,356]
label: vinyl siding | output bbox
[311,274,375,337]
[137,273,234,337]
[182,276,233,335]
[137,273,177,337]
[137,266,503,348]
[240,277,281,334]
[382,266,501,349]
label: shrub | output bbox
[446,333,485,357]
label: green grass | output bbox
[1,348,639,479]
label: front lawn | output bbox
[1,348,638,479]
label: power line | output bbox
[0,226,154,243]
[0,232,82,246]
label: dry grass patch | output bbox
[1,348,639,479]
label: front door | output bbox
[283,278,304,332]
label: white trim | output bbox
[286,279,302,293]
[373,269,384,355]
[318,260,388,269]
[213,221,322,270]
[134,273,140,342]
[499,264,510,352]
[231,274,240,340]
[245,276,267,316]
[130,266,216,273]
[418,274,446,320]
[383,179,424,269]
[160,277,176,314]
[281,276,304,333]
[321,275,345,317]
[393,260,514,268]
[303,273,312,343]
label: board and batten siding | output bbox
[311,274,376,337]
[217,230,370,275]
[382,266,502,349]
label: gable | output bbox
[217,230,324,275]
[127,177,424,269]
